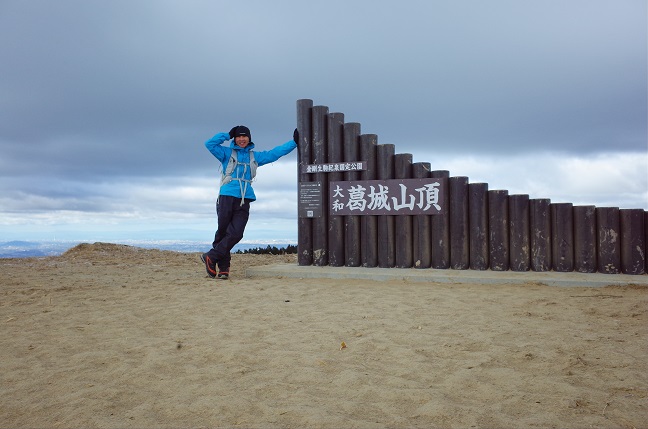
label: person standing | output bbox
[201,125,299,279]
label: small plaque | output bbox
[301,161,366,174]
[298,181,323,218]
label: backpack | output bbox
[221,150,258,203]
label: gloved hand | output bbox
[229,126,238,139]
[293,128,299,145]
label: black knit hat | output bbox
[233,125,251,140]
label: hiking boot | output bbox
[200,253,217,278]
[217,270,229,280]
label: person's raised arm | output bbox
[255,129,298,166]
[204,131,231,161]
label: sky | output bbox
[1,0,646,244]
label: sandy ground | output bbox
[1,242,646,429]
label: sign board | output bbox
[329,178,446,216]
[301,161,366,174]
[298,181,323,218]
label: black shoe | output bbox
[201,253,217,278]
[217,270,229,280]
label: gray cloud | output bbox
[0,0,645,240]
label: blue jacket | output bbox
[205,132,297,201]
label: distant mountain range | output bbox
[0,240,296,258]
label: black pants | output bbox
[206,195,250,271]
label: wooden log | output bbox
[530,198,551,271]
[620,208,646,275]
[327,112,345,267]
[431,170,450,269]
[376,144,395,268]
[311,105,329,266]
[596,207,620,274]
[296,99,313,266]
[469,183,489,270]
[489,190,509,271]
[394,153,413,268]
[360,134,378,267]
[573,206,597,273]
[551,203,574,272]
[449,176,469,269]
[343,123,362,267]
[509,194,530,271]
[413,162,432,269]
